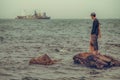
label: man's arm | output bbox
[98,25,101,38]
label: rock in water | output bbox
[22,77,39,80]
[73,52,120,69]
[29,54,59,65]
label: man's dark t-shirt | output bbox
[91,18,99,36]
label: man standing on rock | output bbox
[90,12,101,55]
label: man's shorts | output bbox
[91,35,98,50]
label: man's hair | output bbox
[91,12,96,17]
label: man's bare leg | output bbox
[89,42,94,53]
[93,50,100,55]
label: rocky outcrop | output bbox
[29,54,59,65]
[73,52,120,69]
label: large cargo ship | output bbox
[16,11,50,19]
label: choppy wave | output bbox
[0,19,120,80]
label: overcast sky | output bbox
[0,0,120,19]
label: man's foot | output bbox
[93,51,99,55]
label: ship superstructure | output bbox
[16,10,50,19]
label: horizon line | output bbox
[0,18,120,20]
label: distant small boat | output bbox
[16,10,51,19]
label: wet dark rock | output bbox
[10,79,19,80]
[22,77,39,80]
[29,54,60,65]
[73,52,120,69]
[54,48,60,52]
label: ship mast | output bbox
[34,10,38,18]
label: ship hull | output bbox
[16,16,50,19]
[37,17,50,19]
